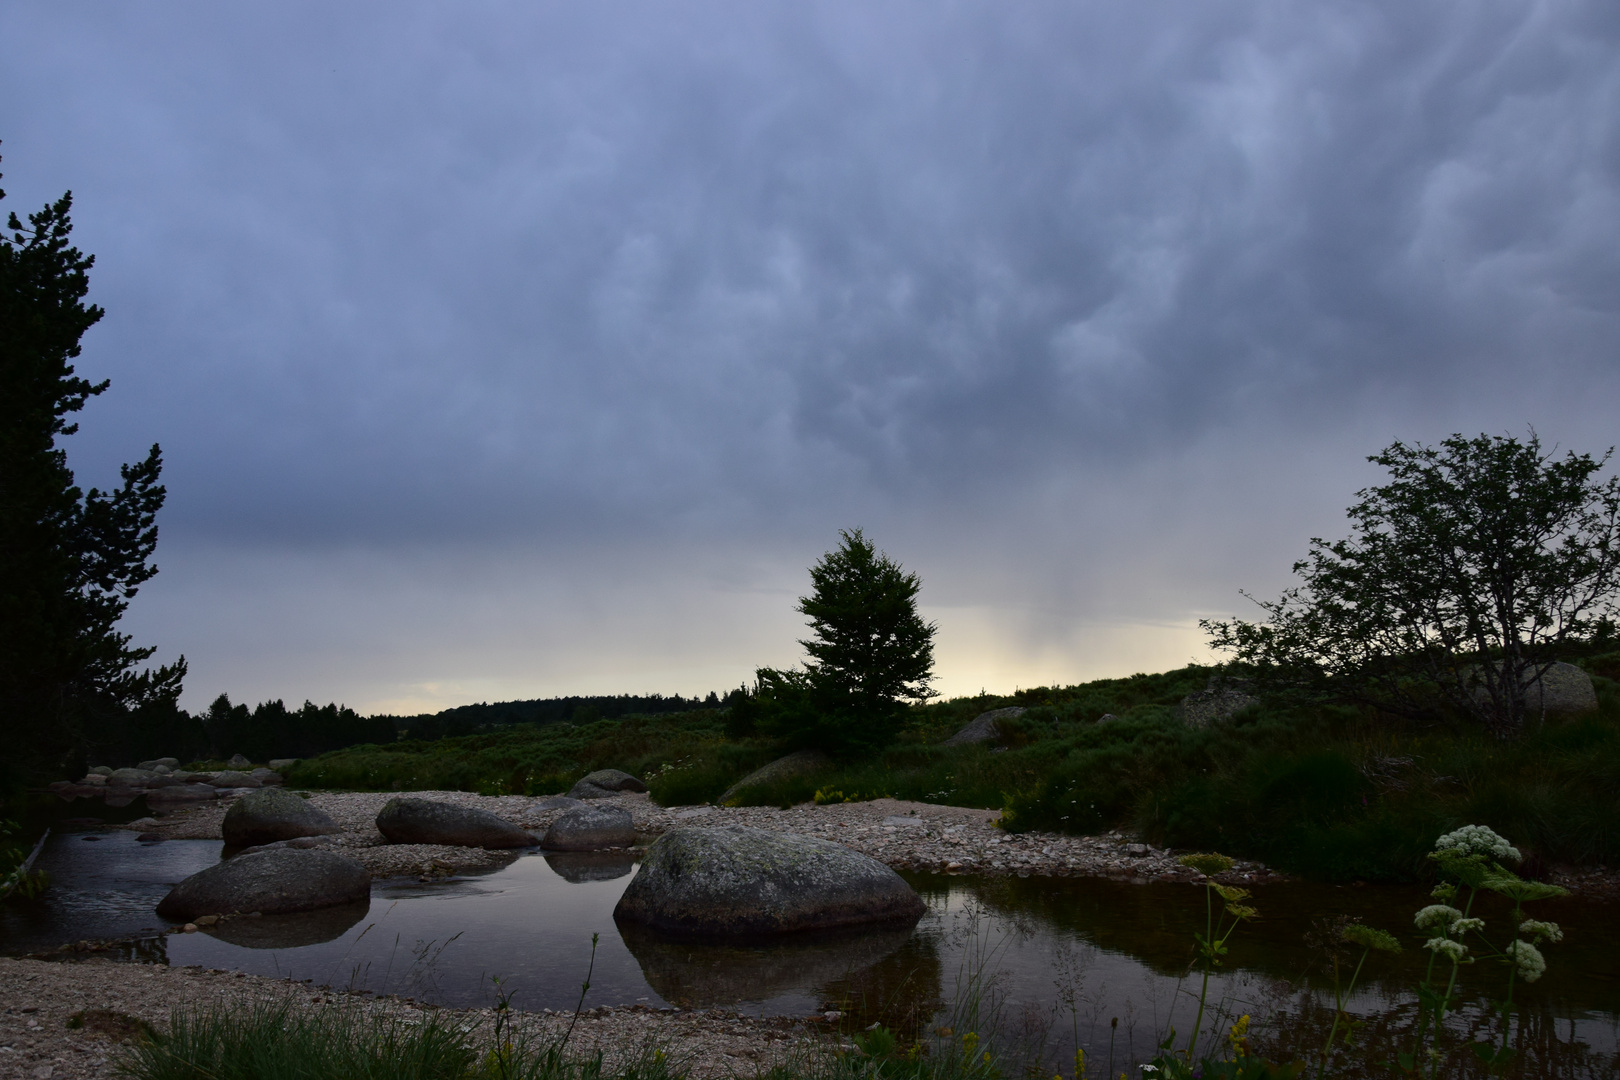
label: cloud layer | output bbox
[3,1,1617,709]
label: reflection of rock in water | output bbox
[545,851,636,883]
[617,920,919,1008]
[819,933,945,1043]
[202,900,369,949]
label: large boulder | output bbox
[542,805,636,851]
[374,797,536,849]
[223,788,341,848]
[107,767,156,786]
[137,758,180,771]
[614,825,927,937]
[155,849,370,920]
[566,769,647,800]
[717,750,832,805]
[227,754,253,769]
[942,707,1026,747]
[1468,661,1598,717]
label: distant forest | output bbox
[188,689,737,765]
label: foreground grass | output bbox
[121,998,683,1080]
[118,998,1010,1080]
[284,658,1620,882]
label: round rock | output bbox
[223,788,341,848]
[155,849,371,920]
[375,797,536,848]
[566,769,646,799]
[543,805,636,851]
[614,825,926,937]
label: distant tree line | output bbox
[384,691,733,742]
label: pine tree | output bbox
[0,159,184,782]
[752,528,936,754]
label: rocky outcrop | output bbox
[942,707,1026,746]
[222,788,340,848]
[614,825,926,937]
[155,849,371,920]
[717,750,832,805]
[1179,681,1260,728]
[542,805,636,851]
[206,770,261,789]
[374,797,536,849]
[566,769,647,800]
[1468,661,1599,717]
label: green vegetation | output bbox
[1205,432,1620,738]
[283,652,1620,882]
[737,527,939,756]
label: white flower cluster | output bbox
[1433,825,1521,864]
[1414,904,1464,933]
[1424,937,1468,962]
[1451,917,1485,935]
[1505,939,1547,982]
[1518,919,1563,944]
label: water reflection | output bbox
[9,833,1618,1079]
[545,851,636,883]
[618,920,920,1008]
[203,901,370,949]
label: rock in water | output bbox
[543,805,636,850]
[566,769,647,799]
[223,788,340,848]
[942,707,1026,746]
[375,797,536,848]
[155,849,370,920]
[614,825,926,937]
[717,750,832,805]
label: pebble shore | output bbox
[0,956,834,1080]
[121,789,1285,886]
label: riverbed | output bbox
[3,819,1616,1078]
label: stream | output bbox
[3,814,1617,1077]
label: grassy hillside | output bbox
[285,657,1620,882]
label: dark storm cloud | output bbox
[4,1,1617,548]
[5,1,1620,713]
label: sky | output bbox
[3,1,1618,715]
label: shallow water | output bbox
[4,822,1618,1077]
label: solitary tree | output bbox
[1203,433,1620,737]
[750,528,937,754]
[1,160,184,781]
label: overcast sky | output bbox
[4,1,1617,714]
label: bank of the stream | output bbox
[268,655,1620,885]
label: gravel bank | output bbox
[122,789,1282,885]
[0,956,835,1080]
